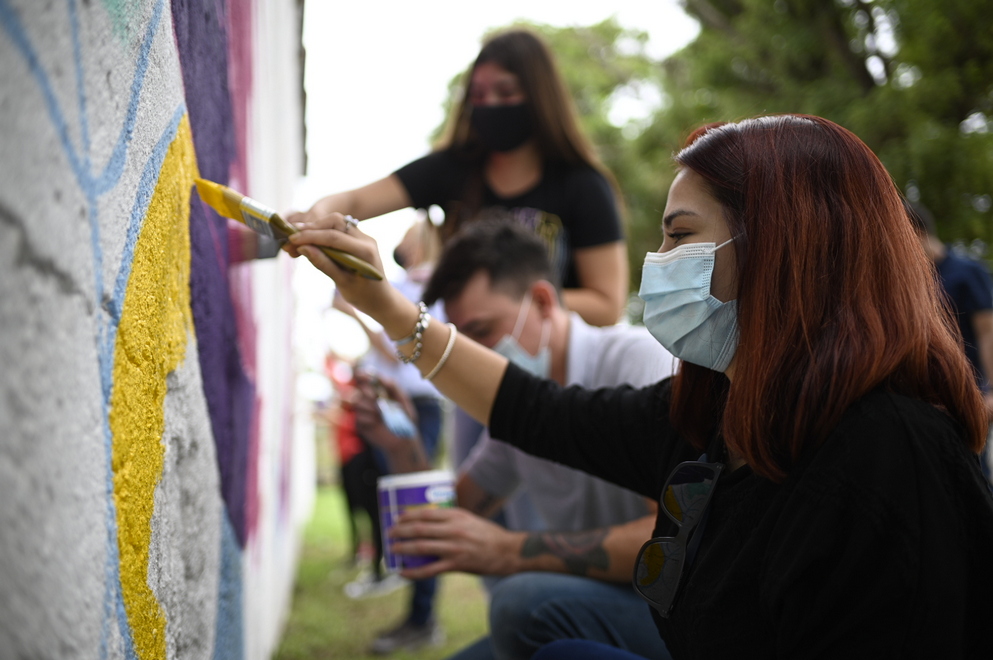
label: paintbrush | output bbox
[194,178,383,280]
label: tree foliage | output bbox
[436,4,993,292]
[647,0,993,260]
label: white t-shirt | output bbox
[462,313,678,531]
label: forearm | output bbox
[384,440,431,473]
[456,476,507,519]
[308,192,351,218]
[364,426,431,473]
[289,218,507,424]
[386,302,508,425]
[566,242,628,326]
[509,515,655,582]
[562,287,624,327]
[309,175,410,221]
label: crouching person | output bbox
[353,222,676,660]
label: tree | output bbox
[646,0,993,257]
[433,5,992,299]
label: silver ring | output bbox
[343,215,359,231]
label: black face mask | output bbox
[470,103,532,152]
[393,247,407,270]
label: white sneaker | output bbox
[344,571,408,600]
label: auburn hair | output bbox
[669,115,987,481]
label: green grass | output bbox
[274,486,489,659]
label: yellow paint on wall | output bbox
[108,114,198,660]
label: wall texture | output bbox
[0,1,308,658]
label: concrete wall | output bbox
[0,1,309,658]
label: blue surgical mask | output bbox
[638,238,738,372]
[492,293,551,378]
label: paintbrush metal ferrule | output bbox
[238,195,280,239]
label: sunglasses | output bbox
[633,460,724,618]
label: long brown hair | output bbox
[669,115,987,481]
[437,28,619,236]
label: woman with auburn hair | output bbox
[287,114,993,658]
[292,28,628,327]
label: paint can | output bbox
[377,470,456,572]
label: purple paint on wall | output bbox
[171,0,236,183]
[172,0,253,546]
[188,194,254,547]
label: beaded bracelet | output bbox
[395,302,430,364]
[425,323,457,381]
[394,302,428,346]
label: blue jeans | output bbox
[533,640,650,659]
[446,572,671,660]
[408,397,442,625]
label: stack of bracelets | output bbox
[394,302,458,381]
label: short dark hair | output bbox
[904,199,937,236]
[422,220,557,306]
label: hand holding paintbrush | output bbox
[194,178,383,280]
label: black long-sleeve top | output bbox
[489,364,993,659]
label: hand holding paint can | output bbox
[378,470,456,572]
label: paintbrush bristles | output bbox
[194,178,243,221]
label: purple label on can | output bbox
[378,471,455,572]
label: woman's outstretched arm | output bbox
[286,213,508,424]
[564,241,629,326]
[287,174,411,224]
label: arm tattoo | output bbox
[520,528,610,576]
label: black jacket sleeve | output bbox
[488,363,696,500]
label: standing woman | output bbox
[288,114,993,658]
[293,29,628,327]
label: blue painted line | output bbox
[96,100,186,660]
[213,514,244,660]
[109,103,186,324]
[93,0,166,196]
[2,1,175,658]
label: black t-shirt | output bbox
[393,150,623,290]
[489,364,993,659]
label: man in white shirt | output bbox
[355,221,676,660]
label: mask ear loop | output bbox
[537,317,552,353]
[511,292,533,341]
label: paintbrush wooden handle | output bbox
[315,245,384,281]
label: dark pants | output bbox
[340,443,386,578]
[408,397,443,625]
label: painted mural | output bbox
[0,1,306,658]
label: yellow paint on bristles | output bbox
[194,178,246,222]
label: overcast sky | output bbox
[291,1,700,371]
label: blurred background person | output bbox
[354,222,676,660]
[331,216,449,653]
[290,27,629,328]
[908,201,993,484]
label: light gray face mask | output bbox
[638,238,738,372]
[492,292,551,378]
